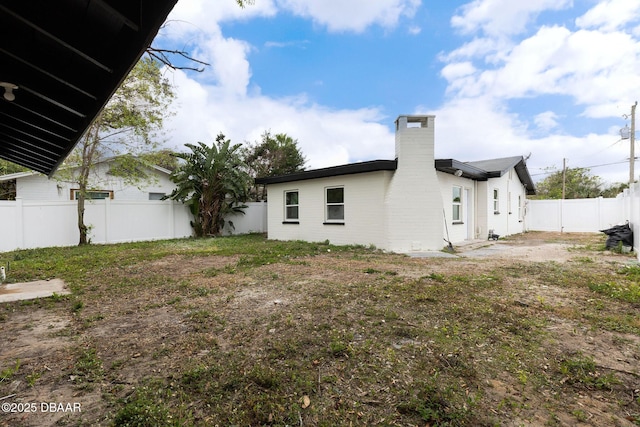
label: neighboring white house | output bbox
[255,115,536,253]
[0,158,176,201]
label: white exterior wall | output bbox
[15,163,175,201]
[483,170,527,238]
[437,172,475,243]
[385,115,444,252]
[475,181,489,239]
[265,171,392,248]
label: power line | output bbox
[530,159,631,177]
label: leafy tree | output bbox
[0,160,29,200]
[601,182,630,198]
[165,134,251,237]
[242,131,306,200]
[0,159,27,175]
[533,167,604,199]
[139,149,180,172]
[57,57,175,245]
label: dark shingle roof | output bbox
[435,155,536,195]
[255,160,398,185]
[257,155,536,195]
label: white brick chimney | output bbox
[384,115,444,252]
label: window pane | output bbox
[286,206,299,220]
[327,205,344,220]
[80,191,110,200]
[452,205,460,221]
[452,186,461,202]
[326,188,343,203]
[286,191,298,205]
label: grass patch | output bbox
[71,348,104,387]
[1,232,638,426]
[558,353,621,390]
[0,359,20,381]
[113,380,190,427]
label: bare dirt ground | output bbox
[1,232,639,426]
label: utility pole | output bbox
[630,101,637,185]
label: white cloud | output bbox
[440,0,640,117]
[451,0,572,37]
[431,1,640,186]
[165,70,395,169]
[417,95,630,184]
[264,40,310,49]
[576,0,640,31]
[186,30,253,96]
[158,0,421,170]
[440,21,640,118]
[164,0,277,37]
[160,0,639,187]
[441,61,476,81]
[534,111,560,131]
[277,0,421,33]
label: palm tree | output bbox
[166,134,251,237]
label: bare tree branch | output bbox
[146,47,210,72]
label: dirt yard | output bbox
[0,232,639,426]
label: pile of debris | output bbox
[600,223,634,252]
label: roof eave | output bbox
[255,159,398,185]
[435,159,489,180]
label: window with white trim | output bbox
[70,189,113,200]
[452,186,462,222]
[493,189,499,214]
[518,195,522,219]
[325,187,344,222]
[284,190,299,221]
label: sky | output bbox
[154,0,640,186]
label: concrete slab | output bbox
[407,251,458,258]
[0,279,70,303]
[457,243,512,258]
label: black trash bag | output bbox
[600,223,633,250]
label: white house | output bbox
[255,115,536,253]
[0,158,176,201]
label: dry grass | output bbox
[0,232,639,426]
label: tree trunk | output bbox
[77,189,88,245]
[76,119,100,245]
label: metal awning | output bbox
[0,0,178,176]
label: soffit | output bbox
[0,0,177,176]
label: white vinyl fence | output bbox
[526,182,640,255]
[0,199,267,253]
[525,197,626,233]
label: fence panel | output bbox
[222,202,267,236]
[0,200,267,252]
[527,197,627,232]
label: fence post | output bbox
[15,197,24,248]
[558,199,563,232]
[169,200,175,238]
[262,201,268,233]
[104,197,110,243]
[597,197,601,230]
